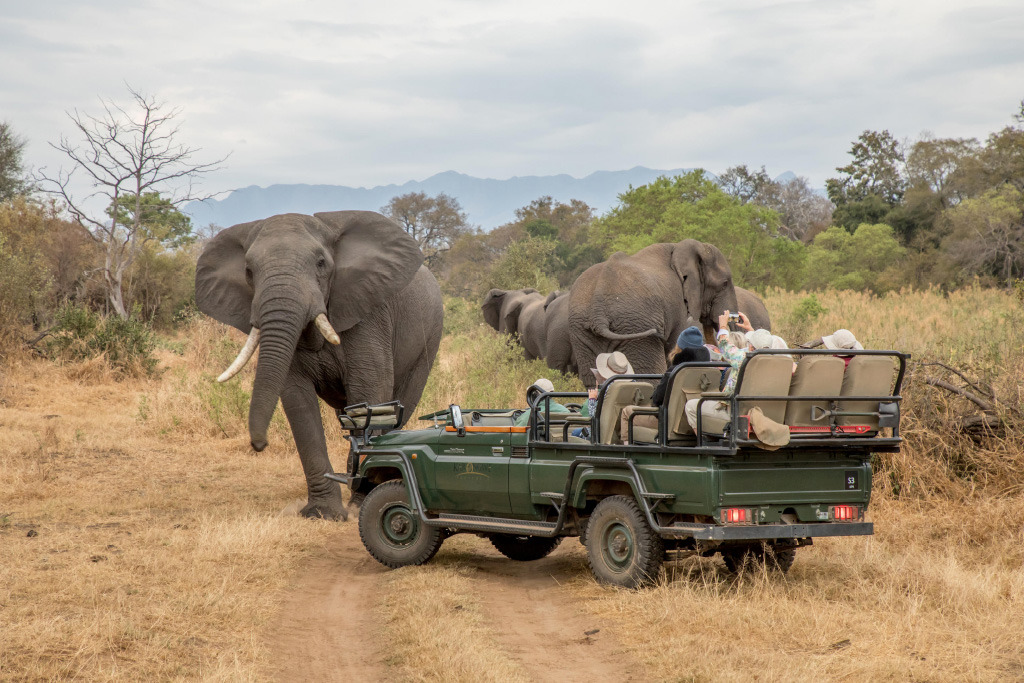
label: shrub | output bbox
[0,231,49,349]
[45,303,158,378]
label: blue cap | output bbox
[677,325,704,350]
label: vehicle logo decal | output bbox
[455,462,489,478]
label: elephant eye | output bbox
[317,257,326,269]
[245,267,253,282]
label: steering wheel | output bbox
[525,385,542,407]
[512,409,525,422]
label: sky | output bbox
[2,0,1023,202]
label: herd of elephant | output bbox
[483,239,772,387]
[193,210,772,521]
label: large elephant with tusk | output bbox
[196,211,443,520]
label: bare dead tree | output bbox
[36,86,226,318]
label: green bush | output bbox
[792,293,829,323]
[0,231,49,348]
[45,303,158,377]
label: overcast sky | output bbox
[3,0,1023,200]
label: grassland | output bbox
[1,287,1023,681]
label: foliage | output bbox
[124,243,198,327]
[0,232,49,348]
[108,192,195,249]
[382,191,473,266]
[943,185,1024,284]
[0,121,30,202]
[45,302,158,377]
[826,129,906,208]
[791,293,828,323]
[805,223,906,293]
[594,171,807,290]
[484,237,559,293]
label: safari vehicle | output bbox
[326,349,909,588]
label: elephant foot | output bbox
[348,491,367,509]
[300,497,348,521]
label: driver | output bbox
[514,378,570,427]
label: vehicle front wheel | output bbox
[721,543,796,575]
[585,496,664,588]
[488,534,563,561]
[358,481,443,568]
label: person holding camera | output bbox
[684,310,772,430]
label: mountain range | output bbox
[184,167,704,231]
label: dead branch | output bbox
[798,337,823,349]
[925,378,996,412]
[920,361,992,398]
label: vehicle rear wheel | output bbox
[358,481,443,568]
[585,496,664,588]
[488,534,563,561]
[721,543,796,575]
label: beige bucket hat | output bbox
[595,351,634,382]
[822,329,863,350]
[745,328,773,350]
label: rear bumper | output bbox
[670,521,873,541]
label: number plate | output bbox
[844,470,859,490]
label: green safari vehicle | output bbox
[327,349,909,587]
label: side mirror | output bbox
[449,404,466,436]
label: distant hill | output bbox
[184,167,703,231]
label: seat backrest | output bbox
[736,355,794,424]
[665,367,722,437]
[784,356,846,426]
[599,380,654,444]
[838,356,896,428]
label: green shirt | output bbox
[514,401,570,426]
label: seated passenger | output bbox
[621,326,710,444]
[822,328,864,368]
[570,352,634,439]
[771,334,797,375]
[684,311,772,431]
[514,378,569,427]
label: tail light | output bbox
[722,508,750,524]
[831,505,859,521]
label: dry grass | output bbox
[1,287,1023,682]
[377,547,530,683]
[0,321,339,682]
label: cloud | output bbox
[2,0,1022,205]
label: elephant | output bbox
[735,286,771,332]
[195,211,443,520]
[568,239,741,387]
[542,291,577,376]
[481,288,547,360]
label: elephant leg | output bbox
[280,372,347,521]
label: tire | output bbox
[358,481,443,569]
[489,534,563,561]
[721,542,796,575]
[585,496,664,588]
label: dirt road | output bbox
[264,523,642,682]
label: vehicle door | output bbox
[432,424,514,514]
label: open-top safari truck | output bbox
[326,349,909,587]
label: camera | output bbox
[728,312,740,321]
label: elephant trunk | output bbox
[247,278,316,452]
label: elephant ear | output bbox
[503,299,526,337]
[543,290,560,309]
[671,239,708,321]
[314,211,424,333]
[481,289,507,331]
[195,220,264,333]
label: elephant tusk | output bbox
[315,313,341,345]
[217,327,260,383]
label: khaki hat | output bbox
[823,329,863,350]
[532,378,555,394]
[748,406,790,448]
[595,351,634,381]
[745,328,773,350]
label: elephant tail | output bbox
[593,324,659,341]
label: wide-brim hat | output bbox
[823,329,863,350]
[595,351,634,381]
[745,328,773,350]
[531,378,555,394]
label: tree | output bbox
[827,130,906,207]
[381,192,473,266]
[944,185,1024,285]
[0,121,30,202]
[109,192,194,249]
[593,171,807,290]
[720,166,833,241]
[36,86,223,318]
[718,165,781,206]
[805,223,906,293]
[499,196,598,286]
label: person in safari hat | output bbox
[514,377,569,427]
[822,328,863,369]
